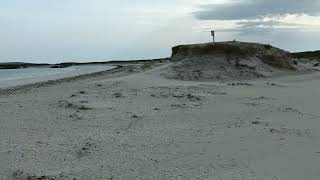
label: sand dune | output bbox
[165,41,305,81]
[1,42,320,180]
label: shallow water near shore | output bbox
[0,67,77,81]
[0,65,115,89]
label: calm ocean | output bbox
[0,65,115,88]
[0,67,76,81]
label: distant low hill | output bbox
[0,62,34,69]
[0,58,168,70]
[291,51,320,60]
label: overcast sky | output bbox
[1,0,320,63]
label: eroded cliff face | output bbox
[165,41,297,81]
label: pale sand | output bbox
[1,63,320,180]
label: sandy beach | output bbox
[0,56,320,180]
[2,0,320,179]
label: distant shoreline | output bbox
[0,58,169,70]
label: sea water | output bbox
[0,67,76,81]
[0,65,115,88]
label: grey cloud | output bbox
[193,0,320,38]
[237,21,301,28]
[194,0,320,20]
[215,20,301,30]
[219,20,303,36]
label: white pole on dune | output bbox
[211,30,215,43]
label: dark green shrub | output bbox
[264,43,272,50]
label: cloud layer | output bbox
[194,0,320,20]
[192,0,320,47]
[0,0,319,63]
